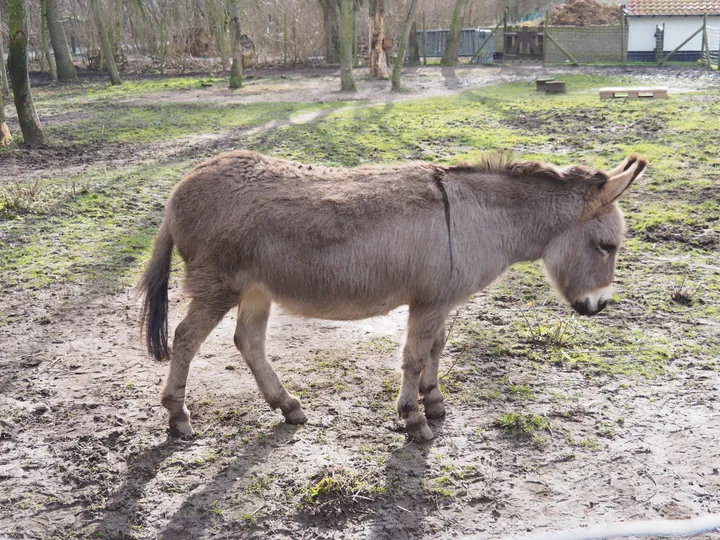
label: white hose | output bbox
[462,514,720,540]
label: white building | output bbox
[626,0,720,61]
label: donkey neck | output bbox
[455,172,583,264]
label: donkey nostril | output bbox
[599,299,609,311]
[573,301,588,316]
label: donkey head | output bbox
[543,156,647,316]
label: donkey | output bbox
[139,150,646,442]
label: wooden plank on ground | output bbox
[599,87,668,100]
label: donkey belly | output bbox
[272,294,409,321]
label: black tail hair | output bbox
[138,223,173,360]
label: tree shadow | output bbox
[441,66,460,90]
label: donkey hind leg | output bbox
[234,288,307,424]
[420,325,446,420]
[397,306,447,442]
[161,296,235,436]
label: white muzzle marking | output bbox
[583,285,613,313]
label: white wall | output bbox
[628,16,720,51]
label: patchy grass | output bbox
[46,101,345,146]
[298,465,385,514]
[1,72,718,376]
[493,412,551,438]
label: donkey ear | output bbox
[607,154,639,178]
[599,157,647,205]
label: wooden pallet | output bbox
[600,87,668,100]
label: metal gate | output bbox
[408,28,495,64]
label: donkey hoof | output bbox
[169,418,194,437]
[424,401,446,420]
[284,407,308,425]
[406,413,434,442]
[168,405,193,437]
[407,421,434,443]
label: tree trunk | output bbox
[318,0,340,64]
[0,88,11,146]
[229,0,242,89]
[442,0,468,66]
[218,8,229,72]
[0,2,11,96]
[7,0,45,145]
[91,0,122,85]
[46,0,77,81]
[40,0,58,81]
[369,0,388,78]
[115,0,123,45]
[408,20,420,65]
[339,0,355,91]
[391,0,418,91]
[159,7,166,75]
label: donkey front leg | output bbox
[161,296,235,436]
[397,306,447,442]
[234,289,307,424]
[420,325,446,419]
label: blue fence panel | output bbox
[407,28,495,64]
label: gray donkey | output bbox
[139,150,646,441]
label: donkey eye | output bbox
[598,243,617,255]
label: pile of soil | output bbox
[549,0,622,26]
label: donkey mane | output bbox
[451,151,609,187]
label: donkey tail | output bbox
[138,221,174,360]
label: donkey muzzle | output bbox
[572,298,609,317]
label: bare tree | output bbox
[229,0,242,88]
[46,0,77,81]
[91,0,121,85]
[318,0,340,64]
[339,0,355,91]
[442,0,468,65]
[40,0,58,81]
[7,0,45,145]
[369,0,388,78]
[391,0,418,91]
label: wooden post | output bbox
[503,10,508,57]
[621,12,626,66]
[703,13,712,69]
[422,11,426,65]
[469,18,502,63]
[543,11,548,66]
[659,25,704,65]
[352,7,358,65]
[283,11,288,65]
[545,31,579,65]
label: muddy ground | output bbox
[1,65,719,539]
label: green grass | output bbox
[494,412,551,438]
[46,101,346,146]
[1,73,718,379]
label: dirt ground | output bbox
[1,65,719,539]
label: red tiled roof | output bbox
[627,1,720,16]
